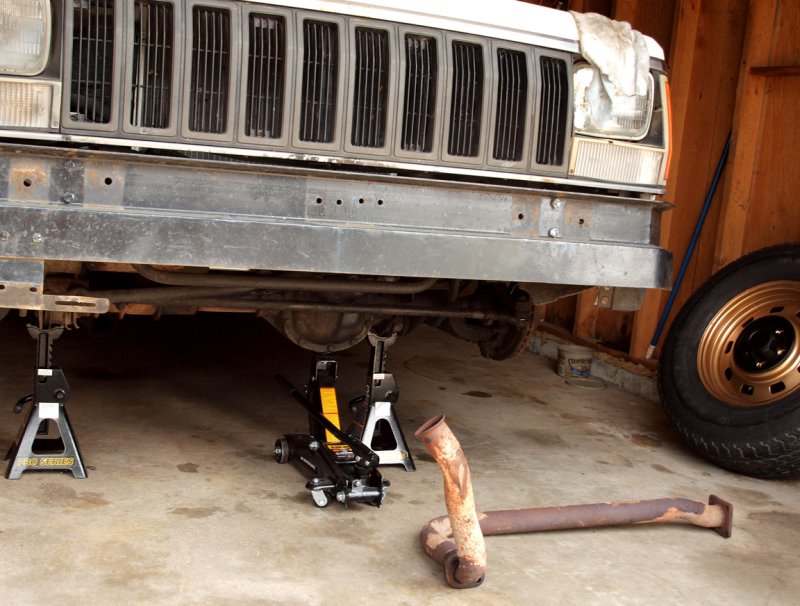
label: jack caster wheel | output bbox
[274,438,290,465]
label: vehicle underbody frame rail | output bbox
[0,144,672,289]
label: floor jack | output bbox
[5,325,87,480]
[274,335,414,507]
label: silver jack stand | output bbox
[359,334,415,472]
[5,326,87,480]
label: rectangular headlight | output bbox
[573,65,653,140]
[0,0,51,75]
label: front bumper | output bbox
[0,144,671,288]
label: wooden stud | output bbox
[573,288,598,339]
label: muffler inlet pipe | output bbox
[415,415,733,589]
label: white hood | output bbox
[249,0,665,60]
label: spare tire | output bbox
[658,243,800,478]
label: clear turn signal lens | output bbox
[572,138,663,186]
[0,78,58,128]
[0,0,51,75]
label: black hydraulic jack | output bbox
[5,325,87,480]
[274,335,414,507]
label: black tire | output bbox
[658,243,800,478]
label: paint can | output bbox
[556,344,594,378]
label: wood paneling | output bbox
[715,0,800,266]
[743,76,800,251]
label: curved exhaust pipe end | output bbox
[415,415,486,588]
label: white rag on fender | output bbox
[570,11,650,96]
[570,11,651,124]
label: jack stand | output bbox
[5,326,87,480]
[275,373,388,508]
[356,334,415,471]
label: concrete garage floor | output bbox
[0,314,798,605]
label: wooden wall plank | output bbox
[743,77,800,251]
[726,0,800,256]
[712,0,780,270]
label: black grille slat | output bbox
[245,13,286,139]
[536,56,568,166]
[300,20,339,143]
[448,41,483,158]
[493,49,527,162]
[131,1,173,129]
[401,34,437,153]
[352,27,389,148]
[189,7,230,134]
[70,0,115,124]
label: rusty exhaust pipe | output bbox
[415,414,487,588]
[415,415,733,589]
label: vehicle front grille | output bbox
[448,41,483,158]
[352,27,389,148]
[401,34,437,153]
[130,0,174,129]
[188,7,231,135]
[536,56,569,166]
[245,13,286,139]
[299,19,338,144]
[61,2,576,178]
[493,49,527,162]
[69,0,115,124]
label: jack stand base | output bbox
[357,335,415,471]
[6,368,87,480]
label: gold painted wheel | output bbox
[697,281,800,407]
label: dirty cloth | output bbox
[571,11,650,97]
